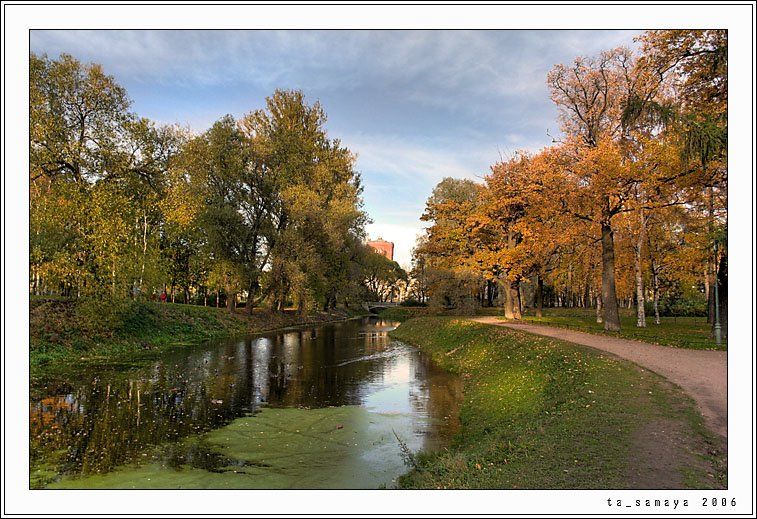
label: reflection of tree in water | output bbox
[406,353,463,450]
[30,317,461,480]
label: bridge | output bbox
[363,301,399,313]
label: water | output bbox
[30,316,462,489]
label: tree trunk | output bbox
[505,279,522,320]
[246,277,259,316]
[518,284,524,315]
[634,214,646,328]
[703,267,711,321]
[600,222,621,331]
[651,260,661,325]
[583,281,591,309]
[138,212,148,294]
[596,293,603,323]
[503,280,514,319]
[535,275,543,318]
[227,291,236,313]
[706,186,716,323]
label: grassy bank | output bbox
[30,297,364,379]
[382,306,722,350]
[390,317,725,489]
[520,308,722,350]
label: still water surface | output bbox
[30,316,462,488]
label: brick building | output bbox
[367,238,394,261]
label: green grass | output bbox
[520,307,723,350]
[30,297,365,379]
[381,305,722,350]
[378,305,503,322]
[390,317,725,489]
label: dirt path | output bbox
[470,317,727,438]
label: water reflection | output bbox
[30,317,462,484]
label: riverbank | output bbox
[390,317,726,489]
[30,297,365,379]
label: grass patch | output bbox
[390,317,725,489]
[378,305,504,322]
[520,307,723,350]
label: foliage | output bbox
[399,298,427,307]
[413,30,726,336]
[30,54,374,315]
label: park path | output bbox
[470,317,727,438]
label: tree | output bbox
[361,248,407,302]
[419,178,484,313]
[30,53,182,300]
[240,89,367,312]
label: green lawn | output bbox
[390,317,725,489]
[520,308,723,350]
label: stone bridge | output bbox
[363,301,399,313]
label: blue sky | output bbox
[31,30,638,267]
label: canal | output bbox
[30,316,462,489]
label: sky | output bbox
[31,29,639,268]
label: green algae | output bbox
[48,406,421,489]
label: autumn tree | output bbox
[636,30,727,338]
[419,178,484,313]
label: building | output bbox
[367,238,394,261]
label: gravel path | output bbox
[470,317,727,438]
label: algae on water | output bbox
[49,405,423,489]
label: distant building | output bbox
[367,238,394,261]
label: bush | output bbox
[646,294,707,317]
[427,269,478,315]
[400,298,427,307]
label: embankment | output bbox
[30,297,362,379]
[390,317,725,489]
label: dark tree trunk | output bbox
[227,291,236,313]
[714,254,727,339]
[651,260,661,325]
[600,222,621,331]
[583,282,591,309]
[246,278,259,316]
[707,186,716,324]
[535,275,543,318]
